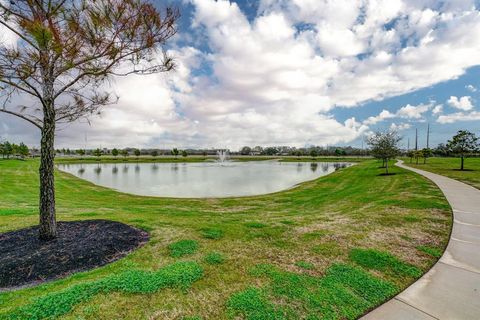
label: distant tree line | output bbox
[239,145,367,157]
[0,141,30,159]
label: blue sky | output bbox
[335,66,480,148]
[1,0,480,149]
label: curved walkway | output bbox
[362,160,480,320]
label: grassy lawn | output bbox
[404,157,480,190]
[0,159,451,319]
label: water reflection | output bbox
[296,162,303,172]
[58,162,351,198]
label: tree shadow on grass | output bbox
[378,173,397,176]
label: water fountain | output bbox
[217,149,229,163]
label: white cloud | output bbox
[390,122,412,131]
[364,110,395,125]
[432,104,443,115]
[3,0,480,148]
[437,111,480,124]
[447,96,474,111]
[397,103,433,119]
[466,84,477,92]
[363,102,434,126]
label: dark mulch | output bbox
[0,220,149,290]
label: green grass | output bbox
[417,245,443,258]
[200,228,224,240]
[168,240,199,258]
[204,252,225,265]
[244,222,267,228]
[0,158,451,319]
[294,261,314,270]
[228,262,398,319]
[405,157,480,190]
[349,248,422,279]
[1,261,203,320]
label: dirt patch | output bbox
[0,220,149,290]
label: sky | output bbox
[1,0,480,150]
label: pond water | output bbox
[57,161,351,198]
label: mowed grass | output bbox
[0,159,451,319]
[405,157,480,190]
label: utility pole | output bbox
[426,124,430,149]
[415,128,418,151]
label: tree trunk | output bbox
[461,156,464,171]
[385,158,389,174]
[39,113,56,240]
[39,74,57,240]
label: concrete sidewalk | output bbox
[362,160,480,320]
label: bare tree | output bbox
[0,0,179,239]
[366,130,401,175]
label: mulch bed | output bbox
[0,220,149,290]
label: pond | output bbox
[57,161,351,198]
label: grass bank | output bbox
[0,159,451,319]
[404,157,480,190]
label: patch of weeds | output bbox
[349,248,421,278]
[204,252,225,265]
[404,214,422,223]
[417,245,442,258]
[312,242,342,257]
[200,228,224,240]
[302,230,329,240]
[295,261,314,270]
[279,220,295,225]
[3,261,203,320]
[245,222,267,228]
[168,240,199,258]
[230,263,397,320]
[182,316,202,320]
[227,287,289,320]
